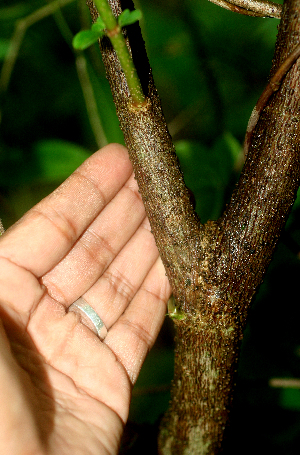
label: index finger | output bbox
[0,144,132,278]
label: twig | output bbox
[50,7,108,148]
[244,43,300,157]
[75,54,108,148]
[0,0,75,102]
[269,377,300,388]
[168,100,202,137]
[208,0,282,18]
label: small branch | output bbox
[219,0,300,323]
[208,0,268,16]
[208,0,282,17]
[228,0,282,17]
[75,54,108,148]
[92,0,145,106]
[269,377,300,388]
[168,100,202,137]
[244,42,300,157]
[50,7,108,148]
[0,220,4,235]
[0,0,75,104]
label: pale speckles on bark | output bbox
[184,421,211,455]
[208,0,281,18]
[159,326,240,455]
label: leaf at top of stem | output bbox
[72,29,103,50]
[118,8,142,28]
[91,16,106,33]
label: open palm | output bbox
[0,144,171,455]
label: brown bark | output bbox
[87,0,300,453]
[87,0,202,309]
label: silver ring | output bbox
[68,297,108,340]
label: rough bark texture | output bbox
[87,0,202,308]
[87,0,300,453]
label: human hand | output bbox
[0,144,171,455]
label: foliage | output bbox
[1,0,300,453]
[72,9,142,50]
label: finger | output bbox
[0,144,132,278]
[104,258,172,384]
[42,172,146,304]
[0,256,45,326]
[80,217,159,328]
[0,320,43,454]
[27,293,132,423]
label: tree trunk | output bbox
[87,0,300,452]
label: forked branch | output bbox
[86,0,300,453]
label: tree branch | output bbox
[208,0,282,18]
[244,42,300,157]
[0,0,75,107]
[219,0,300,319]
[87,0,203,311]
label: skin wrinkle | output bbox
[112,317,154,361]
[123,174,143,204]
[51,397,119,455]
[26,285,48,331]
[102,268,137,308]
[0,256,45,328]
[41,282,69,306]
[72,169,108,211]
[43,190,147,305]
[139,281,168,306]
[49,324,131,422]
[100,221,156,308]
[80,229,116,272]
[37,168,111,251]
[117,284,168,351]
[29,207,79,258]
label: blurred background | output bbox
[1,0,300,453]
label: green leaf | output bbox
[33,139,90,183]
[72,29,102,50]
[91,16,105,34]
[118,9,142,28]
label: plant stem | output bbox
[208,0,281,17]
[93,0,145,106]
[0,0,75,112]
[244,42,300,157]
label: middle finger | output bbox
[42,173,145,303]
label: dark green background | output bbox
[1,1,300,453]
